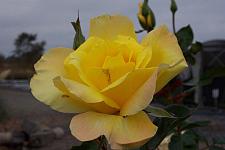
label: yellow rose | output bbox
[30,15,187,149]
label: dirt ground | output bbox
[0,87,79,150]
[0,87,225,150]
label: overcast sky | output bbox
[0,0,225,56]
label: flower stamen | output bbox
[102,69,112,84]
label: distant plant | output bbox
[0,53,5,61]
[13,33,45,57]
[6,33,46,79]
[0,70,10,121]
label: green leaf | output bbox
[145,105,175,118]
[169,134,183,150]
[180,121,210,131]
[71,141,98,150]
[190,41,202,54]
[143,104,192,150]
[169,130,199,150]
[71,14,85,50]
[190,130,209,147]
[185,53,196,65]
[165,104,192,118]
[182,130,198,147]
[176,25,193,51]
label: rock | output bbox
[0,120,65,148]
[0,131,26,146]
[28,130,55,147]
[53,127,65,139]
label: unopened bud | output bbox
[137,0,155,32]
[170,0,177,14]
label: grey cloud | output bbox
[0,0,225,56]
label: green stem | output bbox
[172,13,176,34]
[97,136,107,150]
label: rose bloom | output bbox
[30,15,187,149]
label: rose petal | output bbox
[120,67,158,116]
[156,60,187,93]
[34,47,72,75]
[64,37,107,87]
[136,46,152,68]
[30,48,91,113]
[53,76,120,114]
[101,68,156,107]
[70,111,157,148]
[141,25,188,92]
[111,138,149,150]
[90,15,137,40]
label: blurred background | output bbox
[0,0,225,149]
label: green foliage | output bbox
[169,130,199,150]
[176,25,203,65]
[145,105,175,118]
[71,14,85,50]
[169,134,183,150]
[190,41,202,54]
[186,54,196,65]
[163,120,225,150]
[175,25,203,65]
[168,120,211,150]
[182,130,199,149]
[176,25,194,51]
[179,120,210,131]
[142,104,192,150]
[182,41,203,65]
[161,117,225,150]
[71,141,98,150]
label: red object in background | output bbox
[156,79,189,104]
